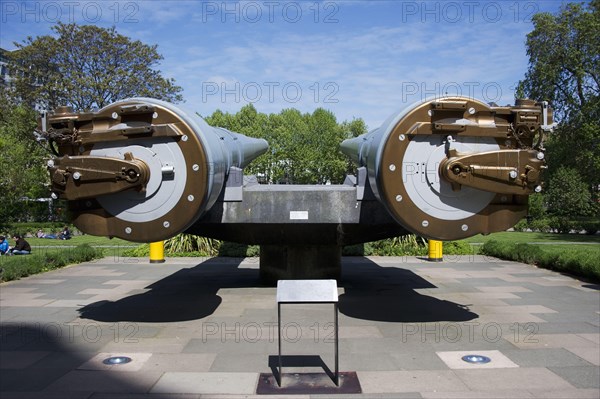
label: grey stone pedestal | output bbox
[186,180,407,281]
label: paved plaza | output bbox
[0,254,598,398]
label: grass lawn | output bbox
[26,235,136,246]
[25,235,137,258]
[464,231,600,245]
[1,235,141,282]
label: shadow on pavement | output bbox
[79,258,260,323]
[0,324,149,395]
[339,258,478,322]
[79,256,476,324]
[268,354,336,383]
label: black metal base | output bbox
[259,245,341,284]
[256,372,362,394]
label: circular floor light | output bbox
[461,354,491,364]
[103,356,132,365]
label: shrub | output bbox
[546,166,595,217]
[122,244,150,257]
[548,216,574,233]
[369,235,428,256]
[528,193,546,219]
[121,240,261,258]
[0,244,104,282]
[581,221,599,235]
[342,243,373,256]
[164,234,219,256]
[480,240,600,282]
[443,240,474,255]
[530,218,552,233]
[513,243,544,264]
[217,242,260,257]
[124,235,475,258]
[513,219,529,232]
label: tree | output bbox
[0,87,49,224]
[1,24,183,224]
[204,105,367,184]
[545,166,595,217]
[517,1,599,121]
[517,1,599,210]
[341,118,369,175]
[9,22,183,111]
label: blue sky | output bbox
[1,0,567,128]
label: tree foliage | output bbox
[1,23,184,224]
[517,1,600,214]
[517,0,599,121]
[546,166,595,217]
[0,87,49,224]
[9,22,183,111]
[204,104,368,184]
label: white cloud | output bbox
[1,0,561,128]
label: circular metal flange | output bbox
[72,100,210,242]
[90,142,186,222]
[377,97,525,240]
[402,135,498,221]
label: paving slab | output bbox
[548,366,600,389]
[44,369,163,393]
[436,349,518,369]
[209,353,272,372]
[140,353,216,372]
[528,388,600,398]
[453,367,575,391]
[422,390,535,398]
[0,393,92,399]
[0,255,598,398]
[503,347,596,367]
[150,372,258,394]
[78,352,153,371]
[564,345,600,366]
[0,351,51,369]
[358,370,469,393]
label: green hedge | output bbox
[0,244,104,282]
[480,240,600,282]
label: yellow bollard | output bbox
[149,241,165,263]
[428,240,443,262]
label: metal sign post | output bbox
[276,279,339,387]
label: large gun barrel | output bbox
[341,96,553,240]
[42,98,268,242]
[41,96,553,244]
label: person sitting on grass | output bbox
[58,226,71,240]
[10,234,31,255]
[0,236,9,255]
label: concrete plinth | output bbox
[259,245,341,284]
